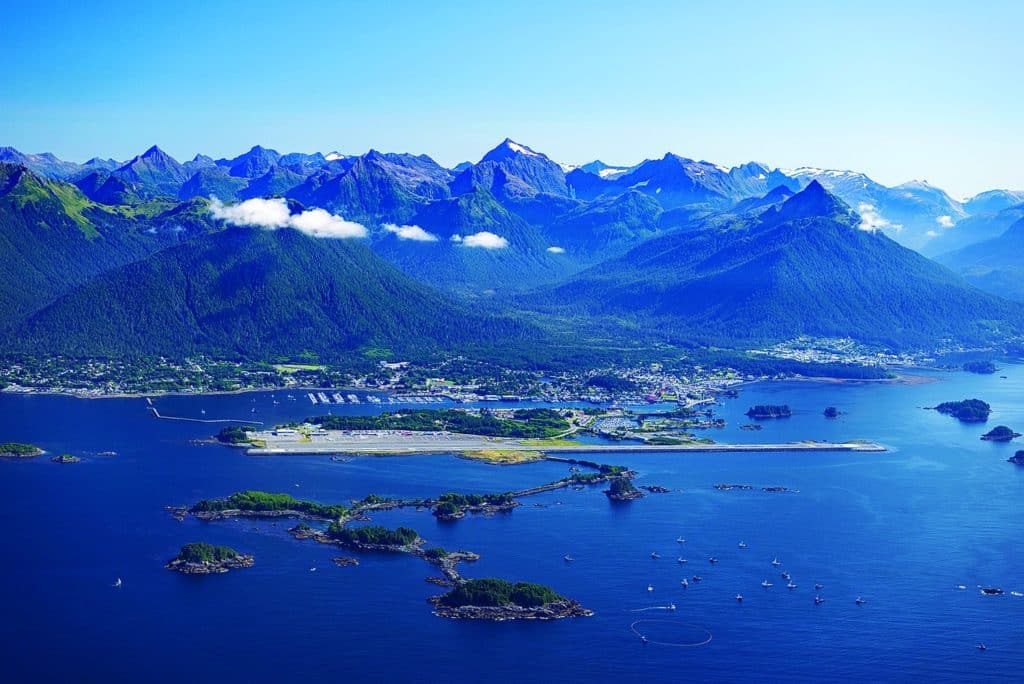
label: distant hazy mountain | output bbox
[451,139,569,198]
[373,189,563,293]
[964,189,1024,216]
[218,145,282,179]
[785,168,966,251]
[15,225,532,360]
[535,182,1022,348]
[936,217,1024,302]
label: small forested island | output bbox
[0,442,43,459]
[963,360,997,375]
[433,492,516,521]
[166,542,254,574]
[823,406,839,418]
[1009,451,1024,465]
[746,405,792,419]
[430,578,592,620]
[190,490,348,520]
[933,399,991,423]
[50,453,81,463]
[605,477,643,501]
[981,425,1021,442]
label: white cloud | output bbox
[926,230,940,238]
[857,203,901,233]
[209,197,366,239]
[546,246,566,254]
[936,215,955,229]
[450,234,463,243]
[461,231,508,249]
[290,207,367,238]
[382,223,439,242]
[210,196,290,228]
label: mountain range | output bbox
[1,138,1022,362]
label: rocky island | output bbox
[0,442,43,459]
[605,477,644,501]
[746,405,792,419]
[981,425,1021,442]
[166,542,254,574]
[933,399,991,423]
[824,406,839,418]
[430,578,592,621]
[50,453,81,463]
[1008,451,1024,465]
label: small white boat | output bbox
[676,537,686,544]
[113,578,122,588]
[977,643,987,651]
[956,585,967,590]
[680,579,688,588]
[708,557,718,564]
[781,572,791,580]
[814,583,824,590]
[815,595,825,605]
[677,557,687,564]
[647,584,654,592]
[564,555,574,562]
[650,551,660,559]
[855,596,866,605]
[761,580,773,588]
[771,557,781,567]
[641,636,649,644]
[787,582,798,590]
[738,541,747,548]
[1011,591,1023,597]
[309,567,317,572]
[666,603,676,611]
[736,594,743,602]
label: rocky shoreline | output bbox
[166,554,254,574]
[428,597,593,621]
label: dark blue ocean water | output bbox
[1,367,1022,682]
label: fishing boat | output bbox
[761,580,773,588]
[564,555,574,562]
[738,541,747,549]
[771,557,781,567]
[676,537,686,544]
[855,596,866,605]
[677,557,687,564]
[113,578,122,588]
[815,595,825,605]
[680,579,688,588]
[647,584,654,592]
[736,594,743,602]
[787,581,798,590]
[708,557,718,564]
[650,551,660,559]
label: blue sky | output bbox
[2,0,1021,197]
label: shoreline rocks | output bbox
[428,597,593,621]
[166,554,254,574]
